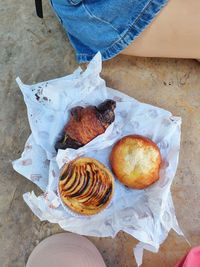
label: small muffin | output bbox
[110,135,161,189]
[59,158,114,216]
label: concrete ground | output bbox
[1,0,200,266]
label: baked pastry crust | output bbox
[55,100,116,151]
[59,158,114,215]
[64,107,105,145]
[110,135,161,189]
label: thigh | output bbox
[122,0,200,58]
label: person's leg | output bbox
[122,0,200,59]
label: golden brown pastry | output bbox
[110,135,161,189]
[59,158,114,216]
[55,100,116,151]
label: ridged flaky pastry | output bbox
[59,158,114,215]
[55,100,116,151]
[110,135,161,189]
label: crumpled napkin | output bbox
[13,52,183,266]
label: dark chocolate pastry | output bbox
[55,99,116,151]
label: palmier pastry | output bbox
[59,158,114,216]
[110,135,161,189]
[55,100,116,151]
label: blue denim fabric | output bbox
[50,0,168,63]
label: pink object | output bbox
[175,247,200,267]
[26,233,106,267]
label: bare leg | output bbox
[122,0,200,59]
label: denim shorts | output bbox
[50,0,168,63]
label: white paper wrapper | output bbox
[13,52,183,266]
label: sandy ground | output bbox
[1,0,200,266]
